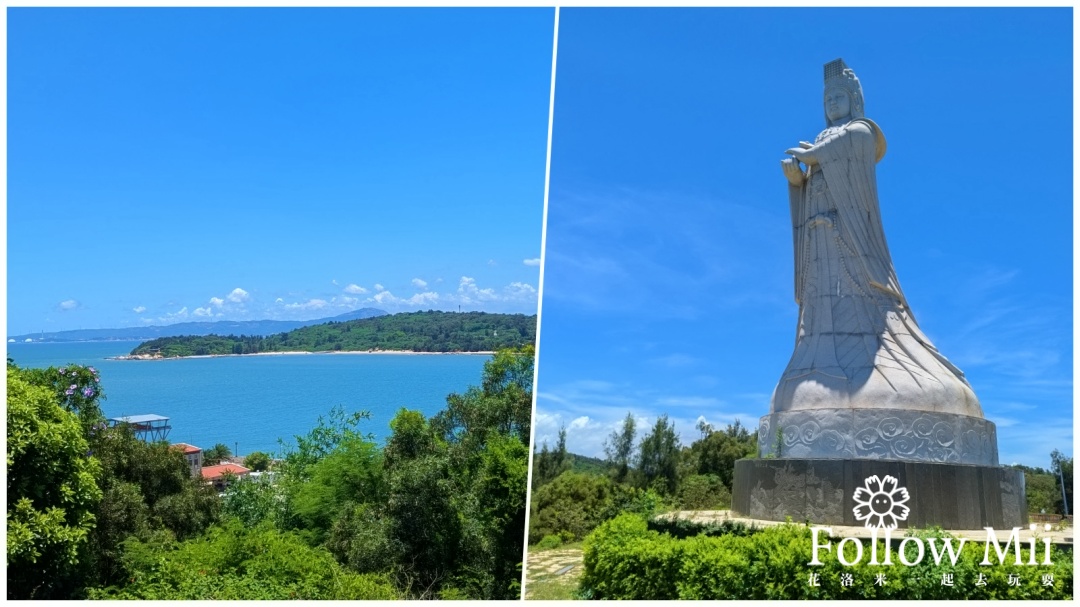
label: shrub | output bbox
[676,474,730,510]
[88,520,399,600]
[580,514,683,600]
[580,514,1074,600]
[536,534,563,550]
[528,472,619,543]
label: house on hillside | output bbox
[171,443,203,477]
[201,463,251,492]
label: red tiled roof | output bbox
[201,463,250,480]
[171,443,202,454]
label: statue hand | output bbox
[798,141,814,149]
[781,157,805,186]
[785,147,818,166]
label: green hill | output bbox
[129,311,536,358]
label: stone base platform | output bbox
[732,458,1027,530]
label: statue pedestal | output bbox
[731,458,1027,529]
[757,408,1000,466]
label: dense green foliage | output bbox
[685,419,756,489]
[243,451,271,471]
[6,361,220,599]
[528,414,755,545]
[7,366,102,599]
[528,471,663,544]
[8,345,534,600]
[87,521,400,600]
[581,514,1074,599]
[130,311,536,357]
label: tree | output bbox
[203,443,233,465]
[243,451,271,472]
[689,419,757,489]
[7,366,103,599]
[16,363,106,434]
[82,424,220,589]
[533,425,570,487]
[289,435,386,545]
[384,408,440,468]
[432,345,534,448]
[1025,472,1060,514]
[604,412,637,484]
[636,414,680,495]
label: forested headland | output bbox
[128,311,536,358]
[7,346,534,599]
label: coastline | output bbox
[109,350,496,361]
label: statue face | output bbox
[825,88,851,122]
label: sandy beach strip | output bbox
[110,350,496,361]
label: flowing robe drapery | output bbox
[771,119,982,418]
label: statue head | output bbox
[823,58,865,126]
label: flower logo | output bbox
[852,474,910,529]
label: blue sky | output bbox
[7,8,554,336]
[534,8,1073,470]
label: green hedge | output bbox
[581,514,1073,600]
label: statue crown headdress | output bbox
[823,58,865,123]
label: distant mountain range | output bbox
[8,308,388,343]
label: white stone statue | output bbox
[759,59,994,465]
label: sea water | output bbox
[6,341,489,456]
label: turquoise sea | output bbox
[6,341,489,456]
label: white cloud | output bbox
[157,306,189,323]
[132,306,147,314]
[410,291,439,305]
[344,283,368,294]
[331,279,339,286]
[193,307,213,317]
[58,299,79,311]
[374,283,385,292]
[523,258,541,266]
[285,298,329,311]
[458,276,496,302]
[506,282,537,297]
[341,296,359,305]
[371,290,440,307]
[275,298,284,304]
[536,379,760,457]
[210,297,225,307]
[227,288,250,303]
[488,259,498,266]
[411,278,428,289]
